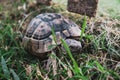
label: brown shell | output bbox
[22,13,81,56]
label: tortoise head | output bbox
[65,39,82,52]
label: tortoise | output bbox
[22,13,82,57]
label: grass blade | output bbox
[61,39,83,75]
[94,61,105,73]
[1,56,10,79]
[51,27,57,44]
[80,16,87,41]
[10,69,20,80]
[61,39,89,79]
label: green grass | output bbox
[1,56,10,79]
[80,16,86,41]
[0,0,120,80]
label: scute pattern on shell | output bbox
[25,13,80,40]
[23,13,81,56]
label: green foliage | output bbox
[80,16,86,41]
[61,39,88,80]
[10,69,20,80]
[1,56,10,79]
[51,27,57,44]
[61,39,81,74]
[93,32,107,52]
[20,0,26,4]
[1,56,22,80]
[0,5,3,11]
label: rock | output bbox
[67,0,99,17]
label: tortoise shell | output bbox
[22,13,81,56]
